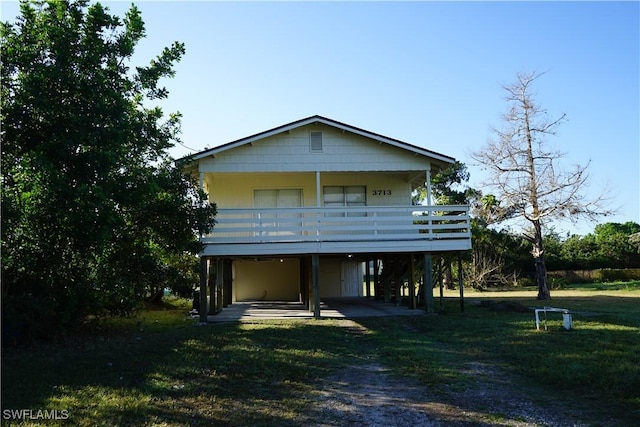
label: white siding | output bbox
[198,125,433,173]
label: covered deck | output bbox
[200,205,471,257]
[197,204,471,322]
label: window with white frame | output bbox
[254,189,303,235]
[323,186,366,217]
[254,189,302,208]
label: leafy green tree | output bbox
[1,0,215,342]
[414,162,474,289]
[429,161,471,205]
[593,222,640,268]
[559,234,599,270]
[541,231,565,271]
[551,222,640,272]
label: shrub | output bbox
[548,276,568,289]
[515,277,535,287]
[548,269,640,284]
[593,268,640,282]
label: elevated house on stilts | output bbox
[180,116,471,321]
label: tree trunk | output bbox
[532,221,551,300]
[534,255,550,300]
[147,288,164,305]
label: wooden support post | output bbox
[394,262,401,306]
[439,257,444,310]
[208,259,216,315]
[458,252,464,313]
[304,256,312,310]
[408,253,416,310]
[424,253,434,313]
[312,254,320,319]
[199,257,208,323]
[216,258,223,313]
[298,256,305,304]
[223,259,232,307]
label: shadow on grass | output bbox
[2,295,638,426]
[382,297,640,422]
[2,320,368,426]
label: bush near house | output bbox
[1,1,215,345]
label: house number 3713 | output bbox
[372,190,392,196]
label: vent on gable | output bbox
[309,131,323,152]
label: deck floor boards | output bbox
[200,298,427,322]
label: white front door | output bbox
[341,261,362,297]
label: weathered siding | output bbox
[319,258,364,298]
[198,124,433,173]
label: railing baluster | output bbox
[203,205,470,246]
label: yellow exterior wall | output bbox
[233,258,300,301]
[205,172,315,207]
[231,256,363,301]
[204,171,413,207]
[320,172,412,206]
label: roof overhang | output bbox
[178,115,456,165]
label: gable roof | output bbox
[182,115,456,164]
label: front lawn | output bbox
[2,284,638,426]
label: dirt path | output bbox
[312,320,596,427]
[316,361,439,426]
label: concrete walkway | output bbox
[201,298,427,323]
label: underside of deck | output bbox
[199,238,471,257]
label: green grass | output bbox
[563,280,640,292]
[2,285,639,426]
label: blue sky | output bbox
[2,1,638,236]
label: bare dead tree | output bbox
[471,71,613,299]
[465,244,507,290]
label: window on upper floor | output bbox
[323,186,366,217]
[254,189,302,208]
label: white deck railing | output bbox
[202,205,471,245]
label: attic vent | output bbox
[309,131,323,152]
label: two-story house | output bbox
[181,116,471,321]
